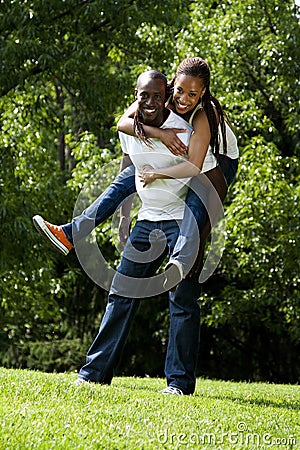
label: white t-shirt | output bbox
[218,122,239,159]
[188,103,239,160]
[119,110,192,221]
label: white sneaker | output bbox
[161,386,184,395]
[74,377,90,385]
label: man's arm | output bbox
[119,152,134,245]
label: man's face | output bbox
[135,76,166,126]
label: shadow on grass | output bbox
[197,392,300,411]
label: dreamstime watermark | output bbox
[72,159,227,296]
[157,423,297,447]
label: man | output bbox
[76,70,202,395]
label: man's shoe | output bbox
[32,215,73,256]
[74,377,90,385]
[163,260,183,292]
[161,386,184,395]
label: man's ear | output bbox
[134,88,138,99]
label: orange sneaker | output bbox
[32,215,73,256]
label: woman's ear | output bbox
[201,87,206,97]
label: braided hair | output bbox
[168,57,227,157]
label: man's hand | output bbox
[118,216,132,245]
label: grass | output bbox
[0,368,299,449]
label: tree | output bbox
[171,0,300,381]
[0,0,299,381]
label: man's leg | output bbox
[78,294,141,384]
[78,220,168,384]
[164,273,201,395]
[153,220,201,395]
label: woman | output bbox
[118,57,238,287]
[33,57,238,289]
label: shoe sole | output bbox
[32,215,69,256]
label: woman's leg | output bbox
[33,165,136,255]
[166,167,227,281]
[164,158,238,288]
[189,157,238,275]
[63,165,136,243]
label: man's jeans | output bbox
[78,219,201,394]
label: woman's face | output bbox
[173,74,206,116]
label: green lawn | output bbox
[0,367,299,449]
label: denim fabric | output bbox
[62,164,136,244]
[78,219,201,394]
[165,273,201,394]
[76,157,238,392]
[171,175,209,276]
[62,157,238,262]
[219,155,239,187]
[170,156,238,276]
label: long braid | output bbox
[174,57,227,158]
[133,109,149,145]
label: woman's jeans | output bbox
[78,219,202,394]
[171,155,239,275]
[63,157,238,277]
[62,164,136,244]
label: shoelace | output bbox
[46,222,61,233]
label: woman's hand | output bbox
[159,128,188,156]
[139,165,157,187]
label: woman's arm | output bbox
[140,110,211,185]
[117,101,187,155]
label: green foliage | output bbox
[0,368,299,449]
[175,0,300,155]
[0,0,193,138]
[223,138,300,306]
[199,138,300,381]
[0,0,299,382]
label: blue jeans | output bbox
[78,219,201,394]
[62,164,136,244]
[63,157,238,274]
[171,156,239,276]
[219,155,239,186]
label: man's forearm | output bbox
[119,153,134,218]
